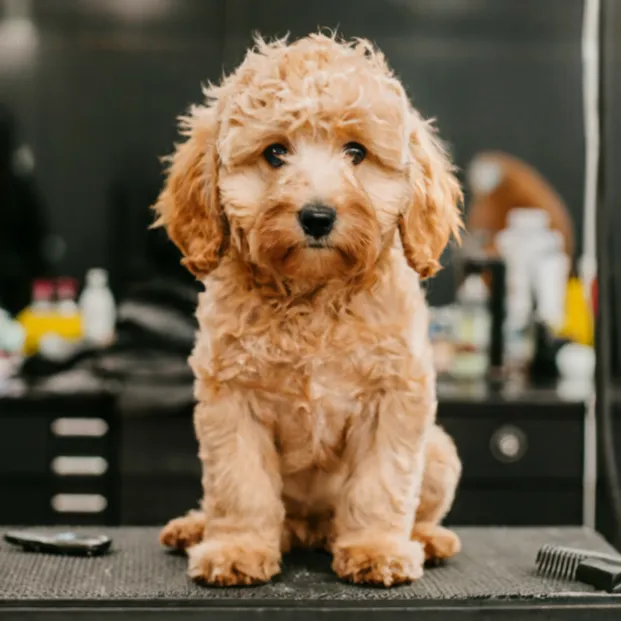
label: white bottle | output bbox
[533,251,570,332]
[451,274,491,380]
[496,207,565,371]
[79,269,116,347]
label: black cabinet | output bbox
[0,384,118,526]
[0,380,591,529]
[439,382,589,527]
[117,383,590,528]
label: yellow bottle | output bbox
[559,276,594,346]
[17,280,55,356]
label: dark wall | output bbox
[0,0,588,303]
[603,0,621,376]
[0,0,227,292]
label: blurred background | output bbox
[0,0,620,547]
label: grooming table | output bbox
[1,527,621,619]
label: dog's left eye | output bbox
[263,143,288,168]
[343,142,367,165]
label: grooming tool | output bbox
[4,531,112,557]
[576,558,621,593]
[536,544,621,592]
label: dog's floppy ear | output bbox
[399,111,463,279]
[152,105,227,278]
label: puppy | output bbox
[154,33,463,587]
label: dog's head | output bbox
[153,34,462,287]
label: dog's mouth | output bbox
[304,239,333,250]
[280,241,335,265]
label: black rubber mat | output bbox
[0,526,618,603]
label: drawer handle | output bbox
[51,494,107,513]
[490,425,528,462]
[51,418,108,437]
[52,456,108,476]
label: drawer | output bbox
[0,480,52,524]
[0,416,49,474]
[121,475,201,525]
[121,416,198,476]
[446,484,584,526]
[0,413,112,473]
[1,476,115,525]
[439,416,584,480]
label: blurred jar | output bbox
[79,268,116,348]
[451,274,491,381]
[429,305,456,375]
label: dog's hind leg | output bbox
[411,424,462,562]
[160,510,206,552]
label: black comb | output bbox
[536,544,621,592]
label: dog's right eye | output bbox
[263,144,288,168]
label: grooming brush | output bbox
[536,544,621,593]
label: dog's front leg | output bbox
[187,395,284,586]
[332,388,432,587]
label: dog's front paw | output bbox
[187,537,281,586]
[332,536,424,587]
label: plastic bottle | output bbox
[79,268,116,348]
[55,278,83,340]
[429,305,457,375]
[496,208,562,372]
[17,279,55,355]
[559,276,594,346]
[533,251,570,333]
[0,309,25,355]
[38,278,84,361]
[451,274,491,380]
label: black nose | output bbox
[298,204,336,239]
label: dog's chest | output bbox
[195,272,427,473]
[234,316,415,473]
[274,356,363,474]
